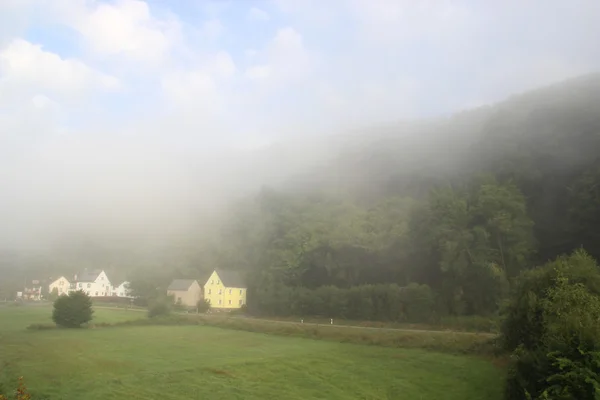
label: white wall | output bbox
[75,270,111,297]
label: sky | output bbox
[1,0,599,249]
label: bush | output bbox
[251,282,436,323]
[52,290,93,328]
[26,323,56,331]
[148,300,171,318]
[0,376,31,400]
[502,250,600,399]
[501,249,600,351]
[196,299,211,313]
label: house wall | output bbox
[75,270,112,297]
[112,282,131,297]
[167,281,201,307]
[49,277,70,296]
[203,271,247,309]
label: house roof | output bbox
[75,270,102,282]
[49,276,69,285]
[214,269,245,288]
[167,279,197,291]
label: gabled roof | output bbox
[167,279,197,291]
[49,276,69,285]
[214,269,245,288]
[75,270,103,282]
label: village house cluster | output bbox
[19,270,132,300]
[167,269,247,309]
[18,268,247,310]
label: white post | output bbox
[301,319,304,324]
[330,318,333,325]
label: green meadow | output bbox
[0,306,504,399]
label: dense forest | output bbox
[195,73,600,320]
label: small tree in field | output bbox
[52,290,93,328]
[197,299,211,314]
[148,298,171,318]
[47,287,59,302]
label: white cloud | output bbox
[350,0,474,44]
[0,39,119,105]
[69,0,181,63]
[246,27,311,85]
[245,64,271,80]
[160,50,236,114]
[211,51,236,78]
[202,19,224,39]
[248,7,270,22]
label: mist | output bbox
[1,0,600,263]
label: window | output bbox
[87,283,91,288]
[208,289,211,294]
[101,284,104,288]
[101,276,104,280]
[78,283,82,288]
[228,300,232,305]
[95,292,98,296]
[217,280,220,284]
[211,280,214,284]
[218,289,222,295]
[239,289,243,295]
[229,289,232,294]
[239,299,242,305]
[59,281,64,286]
[218,299,222,305]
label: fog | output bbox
[1,0,600,260]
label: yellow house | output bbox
[204,269,246,309]
[48,276,71,296]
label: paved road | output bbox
[94,306,497,338]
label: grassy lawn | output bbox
[0,306,504,399]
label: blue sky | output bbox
[0,0,599,247]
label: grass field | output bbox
[0,306,505,399]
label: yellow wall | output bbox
[203,270,247,309]
[49,276,70,296]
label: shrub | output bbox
[251,282,437,323]
[47,288,59,302]
[148,299,171,318]
[26,323,56,331]
[0,377,32,400]
[503,250,600,399]
[196,299,211,313]
[52,290,93,328]
[501,249,600,351]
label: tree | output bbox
[147,298,171,318]
[52,290,93,328]
[503,250,600,399]
[196,298,211,313]
[47,287,59,302]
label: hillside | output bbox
[278,73,600,262]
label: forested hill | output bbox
[279,73,600,262]
[208,73,600,317]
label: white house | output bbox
[48,276,71,296]
[72,270,111,297]
[111,281,132,298]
